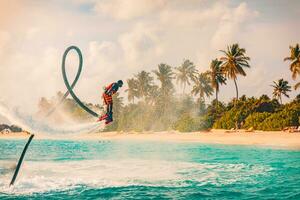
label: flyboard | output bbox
[10,46,100,186]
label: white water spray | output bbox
[0,102,104,135]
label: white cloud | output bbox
[159,1,224,27]
[0,46,62,112]
[0,0,299,114]
[118,23,163,68]
[0,31,10,57]
[94,0,167,20]
[211,2,259,50]
[87,40,123,77]
[0,1,24,27]
[26,27,40,40]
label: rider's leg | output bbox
[107,103,113,121]
[97,98,109,121]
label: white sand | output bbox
[1,130,300,150]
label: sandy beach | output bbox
[1,130,300,150]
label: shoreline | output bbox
[1,130,300,150]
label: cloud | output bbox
[0,0,299,114]
[0,31,10,57]
[93,0,167,20]
[0,46,62,112]
[26,27,40,40]
[86,40,123,77]
[211,2,259,50]
[118,23,163,68]
[159,1,224,27]
[0,1,24,27]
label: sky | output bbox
[0,0,299,113]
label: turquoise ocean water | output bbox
[0,139,300,199]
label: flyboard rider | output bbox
[98,80,123,124]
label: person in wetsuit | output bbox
[98,80,123,124]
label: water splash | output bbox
[0,102,103,135]
[0,159,272,195]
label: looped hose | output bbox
[46,46,99,118]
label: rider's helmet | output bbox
[117,80,123,87]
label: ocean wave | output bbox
[0,159,272,195]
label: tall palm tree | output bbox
[153,64,174,121]
[153,63,174,97]
[220,43,250,99]
[271,79,291,104]
[284,43,300,90]
[134,71,154,101]
[125,78,138,103]
[146,85,159,105]
[209,59,226,102]
[175,59,197,94]
[191,71,213,102]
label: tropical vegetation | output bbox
[37,43,300,132]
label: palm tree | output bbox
[153,64,174,122]
[125,78,138,103]
[146,85,159,105]
[191,71,213,102]
[271,79,291,104]
[175,59,197,94]
[153,63,174,97]
[134,71,154,101]
[284,43,300,90]
[220,43,250,99]
[209,59,226,103]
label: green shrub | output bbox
[213,109,238,129]
[243,112,271,129]
[213,96,281,129]
[173,114,212,132]
[173,114,195,132]
[258,101,300,131]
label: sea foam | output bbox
[0,159,272,195]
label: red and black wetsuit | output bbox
[102,82,120,122]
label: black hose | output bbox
[10,134,34,186]
[9,47,99,186]
[46,46,99,118]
